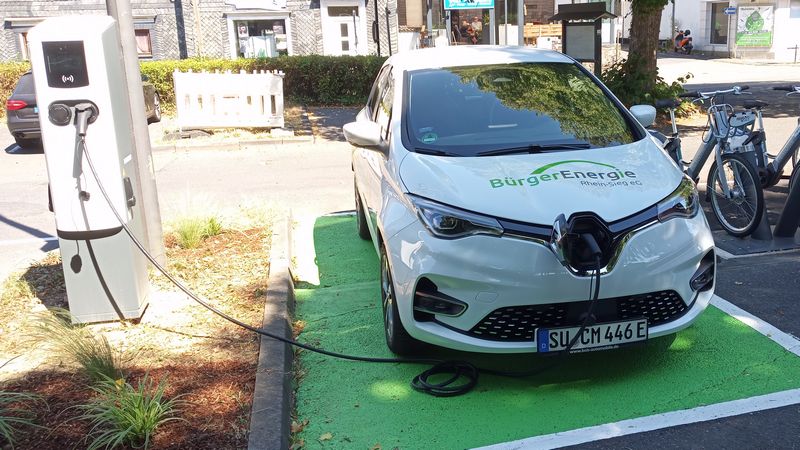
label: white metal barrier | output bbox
[173,69,285,129]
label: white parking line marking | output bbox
[711,296,800,356]
[474,389,800,450]
[0,237,58,247]
[475,295,800,450]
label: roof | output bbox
[385,45,574,73]
[550,3,616,21]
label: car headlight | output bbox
[657,176,699,222]
[408,195,504,239]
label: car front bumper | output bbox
[384,209,715,353]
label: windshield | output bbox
[404,62,639,156]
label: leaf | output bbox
[319,432,333,442]
[291,419,309,433]
[370,444,382,450]
[289,439,305,449]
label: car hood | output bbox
[398,139,683,224]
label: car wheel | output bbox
[355,180,371,240]
[148,93,162,124]
[380,245,421,355]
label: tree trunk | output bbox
[627,2,663,92]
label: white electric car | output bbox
[344,46,715,355]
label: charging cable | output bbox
[79,134,605,397]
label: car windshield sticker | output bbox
[421,132,438,144]
[489,160,642,189]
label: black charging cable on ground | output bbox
[79,136,604,397]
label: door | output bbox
[323,5,365,55]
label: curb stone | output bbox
[248,214,295,450]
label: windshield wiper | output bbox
[475,142,592,157]
[414,147,461,157]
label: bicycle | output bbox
[653,86,765,237]
[728,84,800,190]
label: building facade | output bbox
[657,0,800,61]
[1,0,399,61]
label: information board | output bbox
[736,5,774,47]
[444,0,495,10]
[564,24,595,61]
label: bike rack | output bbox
[774,173,800,238]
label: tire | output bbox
[354,180,371,241]
[380,245,421,355]
[707,153,765,237]
[148,93,162,124]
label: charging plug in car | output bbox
[549,214,607,275]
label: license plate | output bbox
[536,319,648,353]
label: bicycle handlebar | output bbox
[655,98,682,109]
[772,85,800,92]
[679,86,750,101]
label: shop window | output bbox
[709,3,728,45]
[135,29,153,57]
[234,19,289,57]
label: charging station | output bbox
[28,16,150,323]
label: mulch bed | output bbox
[1,226,271,449]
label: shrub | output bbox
[601,57,693,113]
[28,308,123,383]
[173,215,223,249]
[78,374,185,450]
[0,390,44,447]
[141,55,386,109]
[0,61,31,119]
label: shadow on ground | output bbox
[308,107,360,142]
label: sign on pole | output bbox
[444,0,494,10]
[736,5,774,47]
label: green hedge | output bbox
[0,61,31,119]
[141,55,387,109]
[0,56,385,119]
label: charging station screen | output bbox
[42,41,89,88]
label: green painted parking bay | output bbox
[293,216,800,449]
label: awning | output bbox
[550,3,616,21]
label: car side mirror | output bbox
[343,121,384,149]
[630,105,657,128]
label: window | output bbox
[328,6,358,16]
[792,0,800,19]
[367,66,391,119]
[234,19,288,57]
[376,76,394,139]
[135,29,152,57]
[405,63,638,156]
[709,3,728,45]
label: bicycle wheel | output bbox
[707,153,765,237]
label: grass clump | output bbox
[79,374,185,450]
[0,390,45,447]
[173,215,223,249]
[28,309,123,384]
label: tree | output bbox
[624,0,670,93]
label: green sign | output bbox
[736,6,773,47]
[443,0,494,10]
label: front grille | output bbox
[467,290,687,342]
